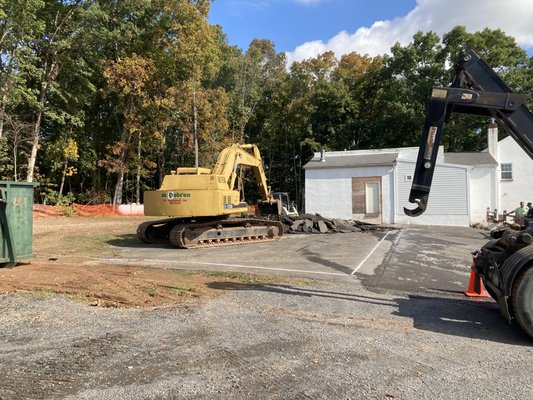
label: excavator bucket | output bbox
[257,200,282,217]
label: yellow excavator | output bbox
[137,144,284,248]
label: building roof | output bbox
[303,147,498,170]
[444,152,498,167]
[304,152,398,169]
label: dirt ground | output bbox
[1,216,280,308]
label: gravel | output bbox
[1,275,532,400]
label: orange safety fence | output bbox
[33,203,145,218]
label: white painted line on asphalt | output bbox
[350,231,392,275]
[89,257,349,277]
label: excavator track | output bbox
[168,218,283,249]
[136,218,185,244]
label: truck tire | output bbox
[511,266,533,338]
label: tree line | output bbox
[1,0,532,208]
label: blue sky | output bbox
[209,0,416,53]
[209,0,533,64]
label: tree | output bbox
[0,0,44,140]
[196,87,231,166]
[443,26,528,74]
[44,135,78,194]
[80,0,156,201]
[155,0,221,167]
[333,52,385,149]
[227,39,286,142]
[0,114,33,180]
[0,2,530,210]
[24,0,99,182]
[100,54,158,205]
[441,27,530,151]
[376,31,447,147]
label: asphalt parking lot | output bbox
[97,224,488,295]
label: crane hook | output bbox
[403,194,429,217]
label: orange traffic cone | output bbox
[464,263,490,298]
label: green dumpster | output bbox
[0,181,39,267]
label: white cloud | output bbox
[285,0,533,64]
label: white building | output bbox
[303,125,533,226]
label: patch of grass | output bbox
[67,234,140,256]
[19,289,58,300]
[143,284,195,298]
[105,234,140,247]
[173,283,193,292]
[51,234,112,255]
[187,270,312,286]
[87,282,108,292]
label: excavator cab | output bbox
[272,192,299,217]
[256,192,299,218]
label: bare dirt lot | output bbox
[1,217,275,308]
[1,216,532,400]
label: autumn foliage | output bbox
[0,1,531,208]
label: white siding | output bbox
[497,136,533,214]
[469,166,496,224]
[305,166,393,222]
[303,144,501,227]
[395,161,470,226]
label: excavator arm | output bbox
[213,144,272,201]
[404,52,533,216]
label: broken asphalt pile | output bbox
[278,213,399,234]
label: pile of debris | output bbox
[279,213,398,234]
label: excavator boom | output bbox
[213,144,272,201]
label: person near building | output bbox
[514,201,529,226]
[526,202,533,222]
